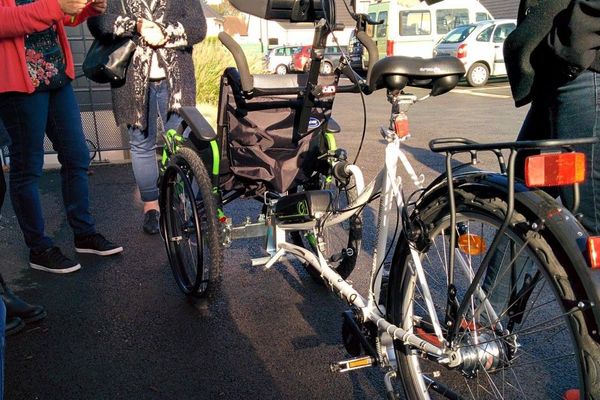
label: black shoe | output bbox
[143,210,160,235]
[74,233,123,256]
[5,316,25,336]
[1,284,46,324]
[29,247,81,274]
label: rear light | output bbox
[524,152,586,187]
[387,40,394,56]
[456,43,468,59]
[588,237,600,269]
[394,112,409,138]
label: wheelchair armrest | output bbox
[179,106,217,141]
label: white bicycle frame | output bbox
[251,123,448,361]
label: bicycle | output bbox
[158,0,600,398]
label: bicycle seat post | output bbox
[386,89,417,139]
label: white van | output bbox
[366,0,493,59]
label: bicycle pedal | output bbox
[330,356,375,373]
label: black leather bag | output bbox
[82,0,136,84]
[83,37,136,84]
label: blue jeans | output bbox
[483,71,600,314]
[0,83,96,252]
[0,300,4,400]
[128,80,181,203]
[517,70,600,235]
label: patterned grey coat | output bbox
[87,0,206,129]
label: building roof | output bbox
[224,15,248,36]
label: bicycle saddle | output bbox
[369,56,465,96]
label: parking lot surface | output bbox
[1,83,528,399]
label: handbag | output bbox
[82,0,136,84]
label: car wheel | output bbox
[320,61,333,75]
[275,64,288,75]
[466,62,489,87]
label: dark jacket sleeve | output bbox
[504,0,571,106]
[161,0,206,49]
[87,0,137,42]
[547,0,600,73]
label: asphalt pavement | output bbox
[0,82,528,400]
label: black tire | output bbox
[291,174,362,280]
[388,187,600,399]
[160,147,223,298]
[466,62,489,87]
[275,64,288,75]
[320,61,333,75]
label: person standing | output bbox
[87,0,206,234]
[0,0,123,274]
[504,0,600,235]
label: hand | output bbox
[138,19,167,47]
[90,0,107,14]
[58,0,87,15]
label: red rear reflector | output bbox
[457,44,467,59]
[562,389,580,400]
[525,152,586,187]
[394,112,409,138]
[588,237,600,269]
[387,40,394,56]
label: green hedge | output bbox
[193,36,265,106]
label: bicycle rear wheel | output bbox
[160,147,222,298]
[389,188,600,399]
[291,174,362,280]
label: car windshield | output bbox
[440,24,476,44]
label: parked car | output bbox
[433,19,517,87]
[265,45,301,75]
[292,45,348,75]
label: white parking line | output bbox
[452,88,511,99]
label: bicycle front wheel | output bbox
[389,188,600,399]
[160,147,223,298]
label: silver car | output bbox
[433,19,516,87]
[265,45,301,75]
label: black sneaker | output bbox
[143,210,160,235]
[74,233,123,256]
[29,247,81,274]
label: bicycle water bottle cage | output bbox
[274,190,333,224]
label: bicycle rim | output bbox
[164,163,207,295]
[392,209,584,399]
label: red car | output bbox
[291,45,348,75]
[291,45,311,72]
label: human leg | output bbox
[130,80,181,233]
[0,92,53,252]
[549,71,600,235]
[45,83,96,237]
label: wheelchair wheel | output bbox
[291,174,362,280]
[160,147,223,298]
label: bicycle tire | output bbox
[160,147,223,298]
[388,185,600,399]
[290,174,362,280]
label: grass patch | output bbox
[193,36,265,106]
